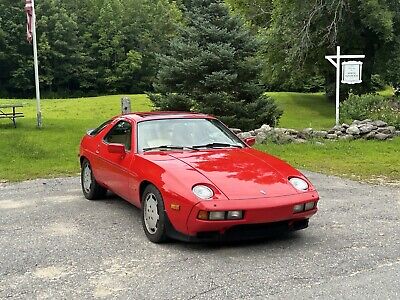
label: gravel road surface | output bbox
[0,172,399,299]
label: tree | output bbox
[150,0,282,130]
[228,0,400,98]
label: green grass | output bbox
[0,95,152,181]
[0,92,398,184]
[267,92,335,129]
[256,138,400,184]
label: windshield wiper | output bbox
[192,142,243,149]
[142,145,198,152]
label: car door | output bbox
[98,119,136,200]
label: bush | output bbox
[341,93,400,129]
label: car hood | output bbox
[167,148,300,200]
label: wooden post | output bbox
[121,96,131,114]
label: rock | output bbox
[238,132,252,139]
[364,131,376,140]
[293,138,307,144]
[313,130,327,138]
[375,133,390,140]
[359,119,373,124]
[372,120,387,127]
[254,128,263,134]
[303,128,313,134]
[341,123,350,129]
[335,131,344,136]
[274,128,286,134]
[339,134,354,141]
[261,124,272,132]
[277,134,295,144]
[352,120,361,125]
[395,131,400,137]
[358,124,375,134]
[327,129,335,134]
[249,130,256,136]
[230,128,242,134]
[387,126,396,134]
[376,127,393,134]
[326,133,337,139]
[256,132,267,143]
[346,125,360,135]
[332,125,342,131]
[286,129,298,135]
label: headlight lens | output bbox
[192,185,214,200]
[289,177,309,191]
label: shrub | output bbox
[341,93,400,129]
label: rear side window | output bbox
[89,119,112,136]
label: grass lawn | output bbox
[256,139,400,184]
[267,92,335,129]
[0,95,152,181]
[0,92,398,185]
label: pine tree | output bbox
[150,0,282,130]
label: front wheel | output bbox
[141,184,168,243]
[81,159,107,200]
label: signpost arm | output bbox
[336,46,340,125]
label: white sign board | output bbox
[341,61,363,84]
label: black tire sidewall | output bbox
[141,185,168,243]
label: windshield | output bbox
[137,118,245,152]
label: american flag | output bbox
[25,0,33,43]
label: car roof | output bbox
[118,111,215,122]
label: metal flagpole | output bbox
[31,0,42,128]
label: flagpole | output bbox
[31,0,42,128]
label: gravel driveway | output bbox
[0,172,399,299]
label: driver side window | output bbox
[104,121,132,151]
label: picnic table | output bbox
[0,104,24,128]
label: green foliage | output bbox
[0,0,181,97]
[341,93,400,129]
[228,0,399,96]
[150,0,282,130]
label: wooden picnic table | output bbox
[0,104,24,128]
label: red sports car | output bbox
[79,112,319,243]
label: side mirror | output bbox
[244,137,256,147]
[107,143,126,154]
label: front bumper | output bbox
[183,191,319,238]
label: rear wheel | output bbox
[141,184,168,243]
[81,159,107,200]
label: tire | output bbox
[141,184,168,243]
[81,159,107,200]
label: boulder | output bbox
[341,123,350,129]
[346,125,360,135]
[326,133,337,139]
[260,124,272,133]
[359,119,373,124]
[313,130,327,138]
[256,132,267,143]
[293,138,307,144]
[332,125,342,131]
[375,133,390,140]
[238,132,252,139]
[230,128,242,134]
[376,127,393,134]
[352,120,361,125]
[364,131,376,140]
[358,124,375,134]
[372,120,387,127]
[249,130,256,136]
[286,129,298,135]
